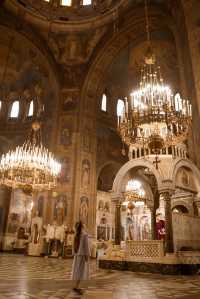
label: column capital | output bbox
[159,190,174,200]
[111,193,123,204]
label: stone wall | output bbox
[172,213,200,251]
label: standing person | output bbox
[72,221,90,295]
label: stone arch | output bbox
[171,158,200,192]
[97,161,122,192]
[112,159,163,198]
[171,200,191,215]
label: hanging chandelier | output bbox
[0,121,61,192]
[118,1,192,154]
[123,179,146,212]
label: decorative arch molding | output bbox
[112,158,163,198]
[171,158,200,192]
[97,160,122,179]
[171,199,193,215]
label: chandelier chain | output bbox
[145,0,151,45]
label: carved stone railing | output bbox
[125,240,164,258]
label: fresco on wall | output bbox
[79,196,89,225]
[81,159,90,190]
[54,194,68,224]
[7,190,33,234]
[7,213,20,234]
[96,191,112,241]
[60,125,72,147]
[82,129,92,153]
[181,169,190,186]
[62,89,78,111]
[59,158,71,183]
[124,207,151,241]
[98,200,110,212]
[175,167,196,190]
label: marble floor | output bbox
[0,254,200,299]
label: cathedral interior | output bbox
[0,0,200,298]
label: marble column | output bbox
[0,186,12,235]
[194,197,200,216]
[150,207,156,240]
[162,192,174,253]
[115,201,121,245]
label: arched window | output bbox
[61,0,71,6]
[28,101,34,117]
[82,0,92,5]
[10,101,19,118]
[101,94,107,112]
[117,99,124,116]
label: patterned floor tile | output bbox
[0,254,200,299]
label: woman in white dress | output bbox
[72,221,90,294]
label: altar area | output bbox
[1,189,75,258]
[98,153,200,275]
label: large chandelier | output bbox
[118,1,192,154]
[0,121,61,192]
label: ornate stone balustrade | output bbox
[125,240,164,258]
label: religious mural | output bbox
[7,190,33,235]
[59,158,71,183]
[81,159,90,190]
[122,205,151,241]
[175,167,196,190]
[53,194,68,224]
[82,129,92,153]
[79,196,89,225]
[181,169,190,186]
[62,89,79,111]
[60,124,72,147]
[96,191,112,241]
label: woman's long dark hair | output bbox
[74,221,83,254]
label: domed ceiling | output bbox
[5,0,173,28]
[5,0,130,28]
